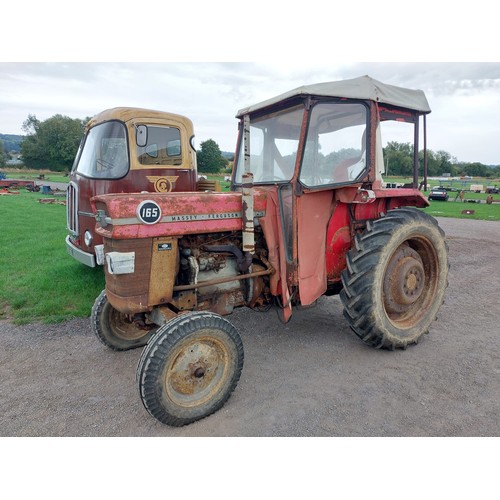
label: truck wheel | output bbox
[91,290,155,351]
[340,208,449,349]
[136,312,244,427]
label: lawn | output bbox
[0,190,104,324]
[2,167,69,184]
[384,175,500,220]
[422,200,500,221]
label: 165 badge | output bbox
[137,200,162,224]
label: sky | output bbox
[1,1,500,169]
[1,61,499,165]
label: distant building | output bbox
[6,158,23,166]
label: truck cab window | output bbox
[137,126,182,166]
[76,121,129,179]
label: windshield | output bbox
[75,121,129,179]
[300,102,368,187]
[234,105,304,184]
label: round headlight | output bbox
[84,230,93,247]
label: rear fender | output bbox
[326,187,428,282]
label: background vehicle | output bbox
[90,76,449,426]
[429,187,449,201]
[66,108,198,267]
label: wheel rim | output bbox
[108,308,149,341]
[383,239,439,328]
[164,331,231,409]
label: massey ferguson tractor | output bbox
[89,76,449,426]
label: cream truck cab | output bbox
[66,107,198,267]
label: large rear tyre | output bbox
[340,208,449,349]
[137,312,244,427]
[91,290,155,351]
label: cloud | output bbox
[1,62,499,163]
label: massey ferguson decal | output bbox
[163,211,265,222]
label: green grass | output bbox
[2,168,70,184]
[0,190,104,324]
[421,200,500,221]
[384,175,500,220]
[385,175,500,192]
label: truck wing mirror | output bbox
[136,125,148,147]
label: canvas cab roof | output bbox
[236,75,431,117]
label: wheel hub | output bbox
[384,245,425,314]
[109,309,151,340]
[168,339,224,399]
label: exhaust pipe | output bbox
[241,114,255,259]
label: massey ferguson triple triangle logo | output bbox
[147,175,179,193]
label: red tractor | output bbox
[90,76,449,426]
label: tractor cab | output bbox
[232,75,430,191]
[230,75,431,320]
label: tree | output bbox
[457,161,491,178]
[196,139,228,173]
[424,150,456,177]
[21,114,86,171]
[383,141,414,176]
[383,141,461,178]
[0,134,23,153]
[0,139,8,167]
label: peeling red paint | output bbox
[92,191,268,240]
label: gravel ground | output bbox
[1,217,499,437]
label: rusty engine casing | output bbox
[93,191,270,317]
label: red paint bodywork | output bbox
[93,190,268,240]
[325,202,351,282]
[93,185,428,313]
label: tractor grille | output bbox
[66,181,79,236]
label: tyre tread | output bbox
[137,312,244,427]
[340,209,449,350]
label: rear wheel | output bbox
[137,312,244,427]
[340,208,449,349]
[91,290,155,351]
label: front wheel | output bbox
[340,208,449,349]
[91,290,156,351]
[136,312,244,427]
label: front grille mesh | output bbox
[66,181,79,236]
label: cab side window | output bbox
[137,126,182,166]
